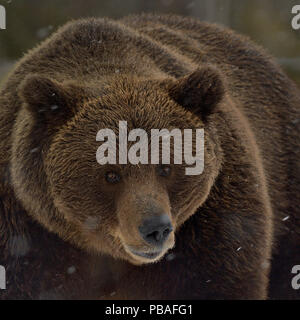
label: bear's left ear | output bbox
[167,67,225,121]
[18,75,79,123]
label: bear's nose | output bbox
[138,214,173,247]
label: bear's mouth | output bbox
[122,243,169,263]
[120,233,175,264]
[127,248,162,260]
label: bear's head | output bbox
[12,67,224,265]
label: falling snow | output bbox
[9,235,30,257]
[50,105,59,111]
[84,216,100,231]
[30,147,39,153]
[67,266,76,275]
[261,261,270,270]
[166,253,176,261]
[36,26,54,39]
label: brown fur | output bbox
[0,14,299,299]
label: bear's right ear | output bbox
[166,67,225,121]
[18,75,77,122]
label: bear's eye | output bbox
[105,171,121,184]
[158,165,172,177]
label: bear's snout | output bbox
[117,188,175,263]
[138,214,173,247]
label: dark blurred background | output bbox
[1,0,300,83]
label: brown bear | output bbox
[0,13,299,300]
